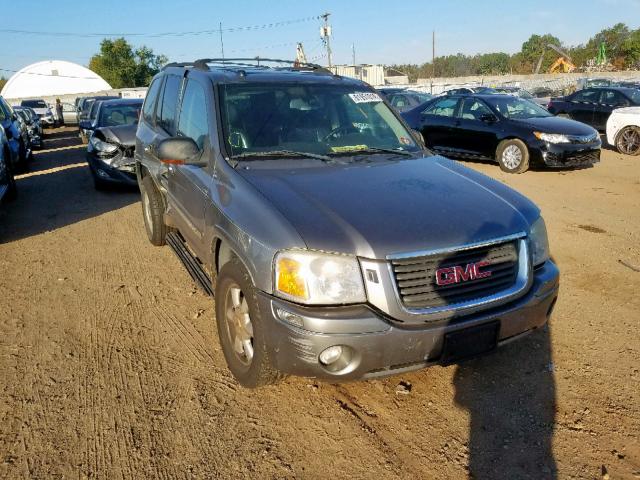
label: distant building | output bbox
[1,60,112,100]
[329,65,409,86]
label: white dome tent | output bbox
[1,60,112,100]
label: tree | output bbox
[520,34,562,73]
[89,38,167,88]
[0,77,7,91]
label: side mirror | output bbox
[79,120,93,131]
[480,113,498,123]
[157,137,204,166]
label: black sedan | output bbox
[547,87,640,131]
[403,94,600,173]
[81,98,142,189]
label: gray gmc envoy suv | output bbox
[135,59,559,387]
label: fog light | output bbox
[319,345,343,365]
[274,307,304,328]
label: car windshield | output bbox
[518,90,534,99]
[89,102,102,120]
[83,99,96,113]
[22,100,47,108]
[98,104,141,127]
[219,83,419,159]
[484,96,552,119]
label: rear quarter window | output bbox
[142,77,163,124]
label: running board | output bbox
[166,232,214,297]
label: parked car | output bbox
[548,87,640,130]
[60,102,78,125]
[82,98,143,189]
[135,59,559,387]
[13,107,42,149]
[78,96,119,141]
[615,81,640,90]
[20,99,55,127]
[606,106,640,156]
[576,78,613,90]
[0,126,17,203]
[444,86,485,95]
[480,86,549,107]
[385,91,433,112]
[404,93,600,173]
[0,96,31,171]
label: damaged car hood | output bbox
[237,155,540,258]
[95,124,137,146]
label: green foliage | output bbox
[89,38,167,88]
[393,23,640,81]
[0,76,6,91]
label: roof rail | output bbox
[164,57,333,75]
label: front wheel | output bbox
[496,139,530,173]
[615,126,640,156]
[215,257,284,388]
[139,175,169,246]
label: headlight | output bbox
[89,136,118,159]
[530,217,550,266]
[533,132,571,144]
[274,250,366,305]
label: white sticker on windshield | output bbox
[348,92,382,104]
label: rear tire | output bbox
[215,257,284,388]
[615,126,640,156]
[496,139,530,174]
[140,175,168,246]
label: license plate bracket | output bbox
[440,321,500,365]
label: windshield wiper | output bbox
[230,150,334,163]
[328,147,414,157]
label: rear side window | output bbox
[158,75,182,135]
[177,79,208,149]
[423,97,458,117]
[601,90,627,106]
[572,89,599,102]
[143,77,163,123]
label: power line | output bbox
[0,16,322,39]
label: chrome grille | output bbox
[391,241,519,309]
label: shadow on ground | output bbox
[0,127,138,243]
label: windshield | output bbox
[219,83,419,159]
[98,104,141,127]
[484,96,552,119]
[89,101,102,120]
[22,100,47,109]
[518,90,534,99]
[83,99,96,113]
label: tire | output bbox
[215,257,284,388]
[496,139,530,174]
[140,175,168,246]
[614,126,640,156]
[17,141,28,172]
[4,155,17,202]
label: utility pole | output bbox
[219,22,225,60]
[321,12,333,68]
[352,43,356,66]
[431,30,435,94]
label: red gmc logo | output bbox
[435,261,492,286]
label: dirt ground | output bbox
[0,127,638,479]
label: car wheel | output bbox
[140,175,169,246]
[215,257,284,388]
[615,126,640,156]
[496,139,530,173]
[4,156,17,202]
[17,142,28,172]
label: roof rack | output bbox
[163,57,333,75]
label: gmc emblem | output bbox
[435,261,492,286]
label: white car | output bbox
[606,107,640,156]
[19,99,55,126]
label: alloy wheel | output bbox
[224,284,254,365]
[502,144,523,169]
[618,127,640,155]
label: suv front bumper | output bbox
[259,260,559,381]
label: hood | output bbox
[515,116,597,135]
[612,106,640,116]
[95,124,137,146]
[238,156,540,258]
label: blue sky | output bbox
[1,0,639,73]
